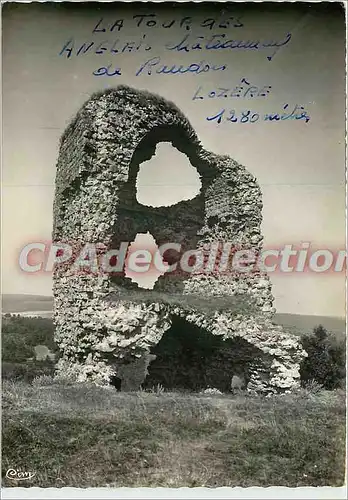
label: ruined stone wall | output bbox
[53,85,306,392]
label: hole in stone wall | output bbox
[143,316,262,392]
[124,231,168,289]
[136,142,202,207]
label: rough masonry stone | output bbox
[53,85,306,393]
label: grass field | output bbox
[2,381,346,488]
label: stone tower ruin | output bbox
[53,85,306,393]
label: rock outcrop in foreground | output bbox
[53,85,306,393]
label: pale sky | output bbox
[2,2,346,317]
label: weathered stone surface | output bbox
[53,85,306,393]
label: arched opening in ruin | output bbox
[135,142,202,207]
[124,231,168,289]
[110,124,217,292]
[143,316,263,392]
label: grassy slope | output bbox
[2,381,346,488]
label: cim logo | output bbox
[5,468,36,481]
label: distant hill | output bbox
[2,294,53,313]
[273,313,345,339]
[1,294,345,337]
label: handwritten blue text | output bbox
[165,32,292,61]
[134,57,227,76]
[193,79,272,100]
[92,15,244,33]
[59,35,152,59]
[207,105,311,124]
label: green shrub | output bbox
[2,315,57,363]
[300,325,346,390]
[2,360,55,383]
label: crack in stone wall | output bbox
[53,85,307,393]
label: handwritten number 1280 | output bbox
[207,109,260,124]
[207,105,310,124]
